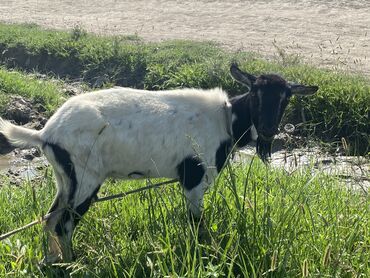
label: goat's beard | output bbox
[256,137,272,163]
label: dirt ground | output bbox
[0,0,369,76]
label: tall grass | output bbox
[0,160,368,277]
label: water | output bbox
[237,146,370,192]
[0,150,47,184]
[0,155,10,172]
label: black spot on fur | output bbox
[216,139,232,172]
[73,186,100,227]
[47,143,77,202]
[229,94,254,148]
[177,156,205,191]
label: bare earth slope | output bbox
[0,0,369,76]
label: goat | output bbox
[0,64,318,263]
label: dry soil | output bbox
[0,0,369,76]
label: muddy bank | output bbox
[0,148,47,185]
[0,84,85,185]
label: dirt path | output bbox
[0,0,369,76]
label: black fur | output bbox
[230,72,290,161]
[55,210,71,236]
[256,137,272,162]
[47,143,77,202]
[229,94,254,148]
[45,143,78,236]
[177,156,205,191]
[215,139,232,172]
[73,185,101,226]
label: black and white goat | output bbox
[0,64,318,262]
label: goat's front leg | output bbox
[184,180,213,244]
[184,182,207,221]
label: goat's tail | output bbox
[0,118,43,149]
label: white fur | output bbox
[1,87,231,206]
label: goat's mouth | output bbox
[256,136,273,163]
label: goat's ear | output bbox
[230,63,256,90]
[290,84,319,96]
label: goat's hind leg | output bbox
[44,172,101,263]
[43,171,69,263]
[42,143,80,263]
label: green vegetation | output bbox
[0,23,368,154]
[0,162,368,277]
[0,68,63,116]
[0,23,368,277]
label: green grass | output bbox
[0,68,64,117]
[0,23,368,154]
[0,161,368,277]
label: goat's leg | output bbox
[184,183,207,221]
[45,185,101,263]
[43,171,69,263]
[183,180,213,244]
[70,181,101,233]
[61,169,102,260]
[177,157,211,221]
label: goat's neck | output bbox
[230,93,254,148]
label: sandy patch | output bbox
[0,0,369,76]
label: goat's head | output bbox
[230,63,318,161]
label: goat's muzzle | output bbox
[256,136,273,163]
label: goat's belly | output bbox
[101,136,218,181]
[105,153,180,180]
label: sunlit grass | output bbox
[0,68,64,116]
[0,160,368,277]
